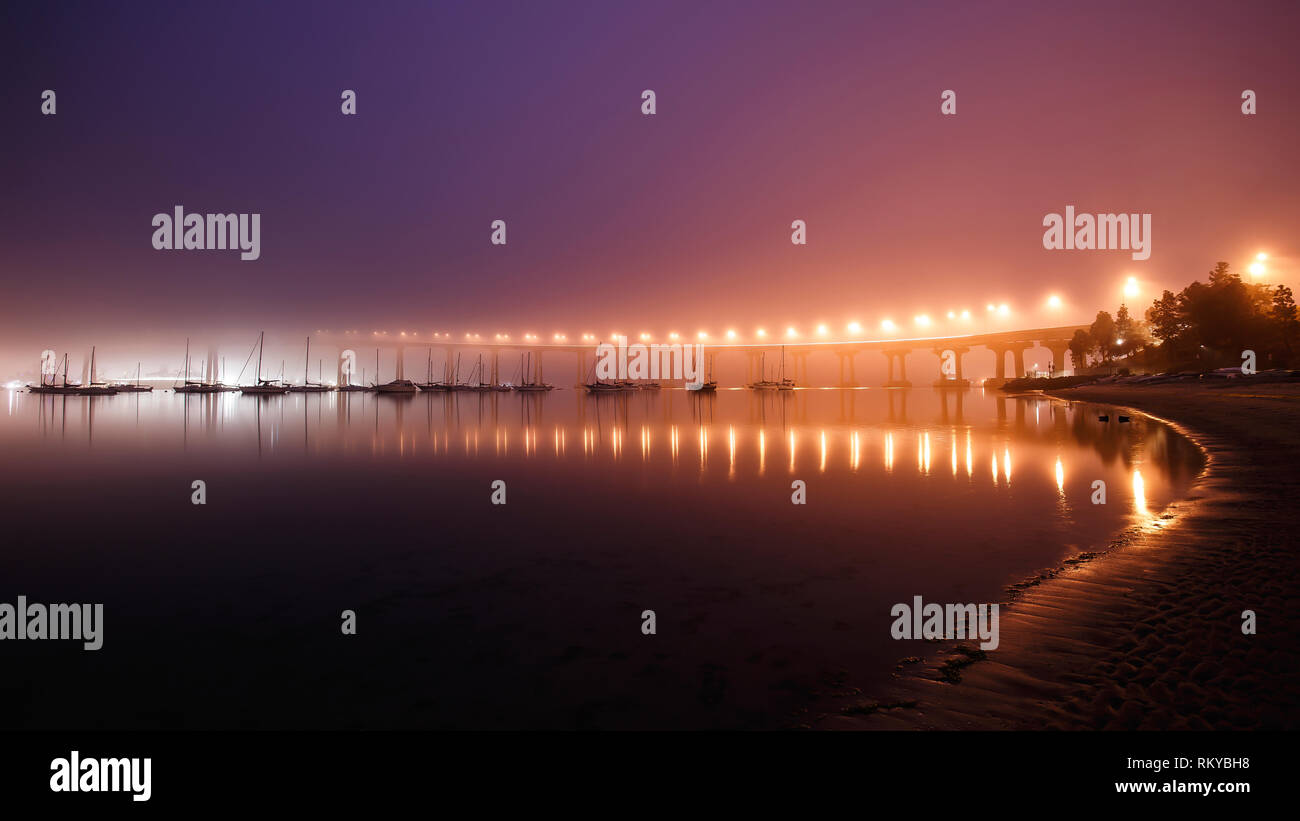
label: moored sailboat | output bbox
[287,337,333,392]
[240,332,290,394]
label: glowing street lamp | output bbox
[914,314,931,328]
[1123,277,1140,299]
[998,304,1010,316]
[1249,261,1266,277]
[847,321,862,334]
[697,331,708,340]
[881,319,897,332]
[726,329,737,340]
[1047,294,1062,308]
[947,311,956,319]
[756,328,767,338]
[786,327,798,339]
[960,309,971,320]
[816,324,829,337]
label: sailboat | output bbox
[175,339,221,393]
[462,355,494,392]
[338,349,373,392]
[73,347,118,395]
[688,354,718,392]
[28,352,78,394]
[110,362,153,392]
[746,349,796,391]
[514,352,554,391]
[240,332,290,394]
[375,347,418,393]
[583,354,630,393]
[287,337,333,392]
[416,348,449,391]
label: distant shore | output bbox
[817,382,1300,730]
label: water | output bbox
[0,387,1203,729]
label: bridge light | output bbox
[1123,277,1139,299]
[881,319,896,332]
[1257,252,1268,261]
[698,331,708,340]
[756,328,767,338]
[640,333,651,341]
[816,324,828,337]
[847,321,862,334]
[960,309,971,320]
[915,314,931,327]
[998,304,1010,316]
[786,327,798,338]
[1047,295,1062,308]
[947,311,955,319]
[726,330,737,340]
[987,304,996,312]
[669,332,679,340]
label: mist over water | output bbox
[1,387,1202,728]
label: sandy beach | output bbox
[814,382,1300,730]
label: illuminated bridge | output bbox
[315,325,1089,388]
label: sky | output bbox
[2,0,1298,379]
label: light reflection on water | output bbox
[0,387,1204,728]
[4,387,1203,530]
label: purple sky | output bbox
[2,0,1298,378]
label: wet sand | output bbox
[813,382,1300,730]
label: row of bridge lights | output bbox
[329,259,1270,346]
[357,298,1050,344]
[349,269,1252,342]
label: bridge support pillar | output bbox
[990,346,1008,380]
[491,350,500,384]
[1048,343,1068,377]
[932,346,970,387]
[883,350,911,387]
[837,351,858,387]
[534,349,543,383]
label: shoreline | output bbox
[812,382,1300,730]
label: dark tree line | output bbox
[1068,262,1297,371]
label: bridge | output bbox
[314,324,1087,388]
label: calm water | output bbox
[0,387,1202,729]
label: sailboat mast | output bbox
[304,336,310,384]
[256,331,264,382]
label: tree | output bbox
[1068,329,1092,371]
[1113,303,1147,357]
[1272,284,1298,357]
[1146,290,1184,345]
[1089,311,1117,362]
